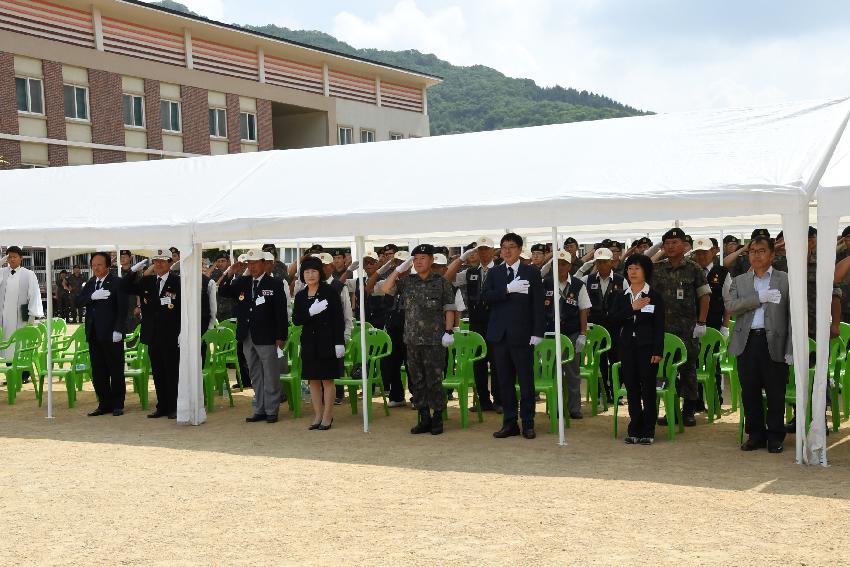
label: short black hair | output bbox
[623,254,654,283]
[91,251,112,267]
[59,269,67,275]
[73,264,80,269]
[501,232,523,248]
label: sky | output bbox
[148,0,850,113]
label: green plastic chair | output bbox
[202,327,234,412]
[124,341,151,410]
[611,333,687,440]
[696,327,724,423]
[719,320,739,411]
[279,324,303,417]
[580,324,611,416]
[0,326,41,405]
[442,330,487,429]
[518,333,574,433]
[837,321,850,419]
[334,327,392,423]
[459,318,470,332]
[48,326,91,408]
[217,319,244,390]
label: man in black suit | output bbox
[76,252,128,416]
[483,233,545,439]
[220,249,289,423]
[122,249,181,419]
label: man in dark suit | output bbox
[76,252,128,416]
[220,249,289,423]
[122,249,181,419]
[483,233,545,439]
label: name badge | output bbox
[641,304,655,313]
[469,275,479,281]
[256,296,266,306]
[676,288,684,300]
[160,297,171,306]
[262,290,274,296]
[590,283,599,289]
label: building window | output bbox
[18,164,47,169]
[63,85,88,120]
[122,94,144,127]
[338,127,353,145]
[360,129,376,143]
[209,108,227,138]
[390,132,404,141]
[161,100,181,133]
[15,77,44,114]
[240,112,257,142]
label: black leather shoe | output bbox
[785,420,796,433]
[768,442,784,454]
[87,408,109,417]
[522,427,536,439]
[493,423,520,438]
[682,413,697,427]
[741,438,767,451]
[147,411,167,418]
[569,412,583,419]
[245,414,268,422]
[411,409,432,434]
[318,419,333,430]
[112,409,124,416]
[266,415,279,424]
[167,412,177,419]
[308,422,322,430]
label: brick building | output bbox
[0,0,440,168]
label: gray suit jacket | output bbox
[724,268,792,362]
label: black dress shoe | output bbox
[147,411,168,418]
[493,423,520,438]
[308,422,322,430]
[569,412,583,419]
[682,413,697,427]
[266,415,278,424]
[245,414,268,422]
[785,420,796,434]
[112,409,124,416]
[318,419,333,430]
[741,438,767,451]
[167,412,177,419]
[768,442,784,454]
[522,427,536,439]
[87,408,109,417]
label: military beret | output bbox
[809,226,817,238]
[636,237,652,247]
[332,249,346,257]
[530,243,547,253]
[684,235,693,245]
[214,251,229,260]
[382,243,399,253]
[411,244,435,256]
[600,239,614,248]
[262,243,277,252]
[120,249,132,257]
[662,228,686,242]
[751,228,771,241]
[563,237,578,247]
[169,247,179,254]
[723,235,740,244]
[610,241,623,249]
[306,244,324,254]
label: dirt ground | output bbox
[2,376,849,566]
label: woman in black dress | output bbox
[292,256,346,430]
[610,254,665,445]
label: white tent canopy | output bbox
[3,97,850,459]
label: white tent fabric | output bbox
[2,97,849,447]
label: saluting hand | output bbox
[632,296,651,311]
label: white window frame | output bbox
[63,84,89,122]
[389,132,404,141]
[360,129,376,143]
[122,93,145,128]
[161,99,181,133]
[209,107,227,139]
[239,111,257,143]
[18,163,47,169]
[15,76,44,115]
[338,126,353,145]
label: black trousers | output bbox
[89,336,126,411]
[381,325,407,402]
[737,330,788,444]
[620,343,658,438]
[237,338,251,387]
[470,320,500,406]
[599,325,618,402]
[493,340,535,426]
[148,336,179,414]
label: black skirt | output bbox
[302,354,341,380]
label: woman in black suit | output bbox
[610,254,665,445]
[292,257,345,430]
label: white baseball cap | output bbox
[245,249,274,262]
[434,253,448,265]
[394,250,410,262]
[476,236,495,249]
[151,249,170,261]
[555,250,573,263]
[312,252,334,265]
[519,249,531,260]
[593,248,614,261]
[692,238,713,252]
[237,253,248,263]
[363,251,379,261]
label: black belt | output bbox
[749,328,766,335]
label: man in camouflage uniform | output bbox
[652,228,711,427]
[381,244,456,435]
[262,244,289,283]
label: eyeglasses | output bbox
[749,248,771,256]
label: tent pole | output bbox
[228,241,233,263]
[552,226,566,446]
[811,211,837,467]
[355,235,368,433]
[719,229,725,263]
[45,246,54,420]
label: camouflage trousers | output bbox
[671,330,699,401]
[406,344,446,411]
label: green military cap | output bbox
[411,243,435,256]
[750,228,771,241]
[636,237,653,247]
[684,235,693,245]
[563,237,578,247]
[600,238,614,248]
[662,228,686,242]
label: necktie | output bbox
[253,279,259,299]
[10,269,15,275]
[157,277,162,295]
[95,280,102,290]
[507,266,514,280]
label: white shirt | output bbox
[156,272,169,295]
[327,276,353,341]
[625,282,651,303]
[504,259,521,278]
[751,267,773,330]
[560,275,593,310]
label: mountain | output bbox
[149,1,649,134]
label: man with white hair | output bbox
[0,246,43,376]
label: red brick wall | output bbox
[181,85,209,155]
[0,51,20,169]
[88,69,124,164]
[257,98,273,152]
[144,78,162,157]
[225,93,240,154]
[42,59,67,167]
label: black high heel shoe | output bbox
[318,418,334,431]
[308,421,322,430]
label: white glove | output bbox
[460,247,477,262]
[529,336,543,346]
[170,260,180,271]
[308,299,328,316]
[348,261,359,272]
[693,324,707,339]
[506,278,530,294]
[112,331,123,343]
[131,259,148,273]
[377,261,394,276]
[784,353,793,366]
[575,334,587,353]
[758,288,781,304]
[334,344,345,358]
[441,332,455,347]
[720,326,730,338]
[395,257,414,273]
[91,288,111,301]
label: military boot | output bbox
[430,408,444,435]
[410,408,431,434]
